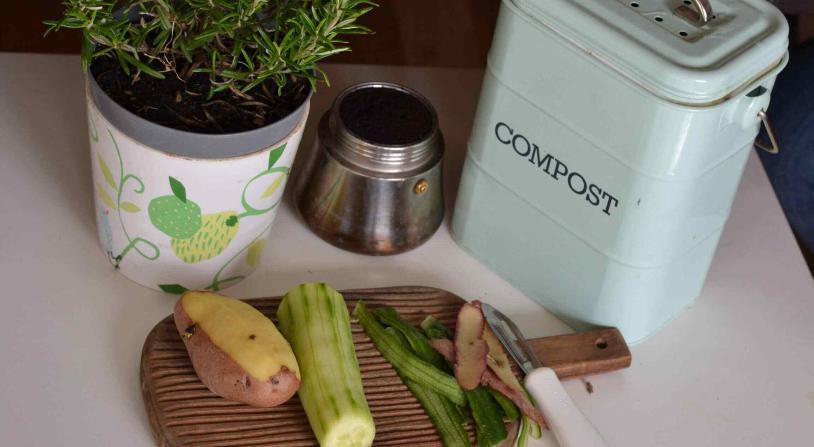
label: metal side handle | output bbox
[677,0,714,25]
[755,109,781,154]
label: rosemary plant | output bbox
[45,0,375,97]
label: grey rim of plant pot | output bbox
[87,71,312,160]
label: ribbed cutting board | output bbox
[141,286,630,447]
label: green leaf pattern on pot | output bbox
[245,239,267,267]
[149,195,203,238]
[148,178,203,239]
[261,174,285,199]
[98,154,118,192]
[171,211,240,264]
[93,128,160,267]
[158,284,189,294]
[267,143,286,169]
[141,142,290,290]
[89,116,99,143]
[120,201,141,213]
[169,176,187,203]
[97,183,117,210]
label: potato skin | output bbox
[174,299,300,407]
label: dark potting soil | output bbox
[339,87,434,146]
[90,57,309,134]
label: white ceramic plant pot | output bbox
[87,74,310,293]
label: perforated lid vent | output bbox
[513,0,789,104]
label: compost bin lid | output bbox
[512,0,788,105]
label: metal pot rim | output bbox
[325,81,443,174]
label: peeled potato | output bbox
[174,291,300,407]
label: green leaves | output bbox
[117,50,166,79]
[246,239,267,268]
[44,0,377,95]
[261,174,285,199]
[98,154,118,192]
[268,143,286,169]
[80,33,93,73]
[120,202,141,213]
[97,183,117,210]
[169,177,187,203]
[97,153,140,212]
[159,284,189,294]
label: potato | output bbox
[454,301,488,390]
[174,291,300,407]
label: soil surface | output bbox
[91,57,309,134]
[339,87,434,146]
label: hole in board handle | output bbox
[595,338,608,350]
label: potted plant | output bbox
[46,0,374,293]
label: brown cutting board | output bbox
[141,286,631,447]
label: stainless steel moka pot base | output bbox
[296,82,444,255]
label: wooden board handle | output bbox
[528,328,631,379]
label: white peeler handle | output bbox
[524,367,609,447]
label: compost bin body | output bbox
[452,0,789,343]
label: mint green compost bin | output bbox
[453,0,789,343]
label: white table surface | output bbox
[1,53,812,447]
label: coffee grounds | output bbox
[90,57,309,134]
[338,87,434,146]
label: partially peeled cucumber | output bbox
[277,283,375,447]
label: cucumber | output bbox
[421,315,455,340]
[527,411,543,439]
[422,313,541,439]
[417,313,509,446]
[384,327,472,447]
[353,301,467,406]
[407,379,472,447]
[465,387,508,447]
[277,283,375,447]
[517,410,543,445]
[487,388,520,421]
[376,307,447,369]
[517,414,530,447]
